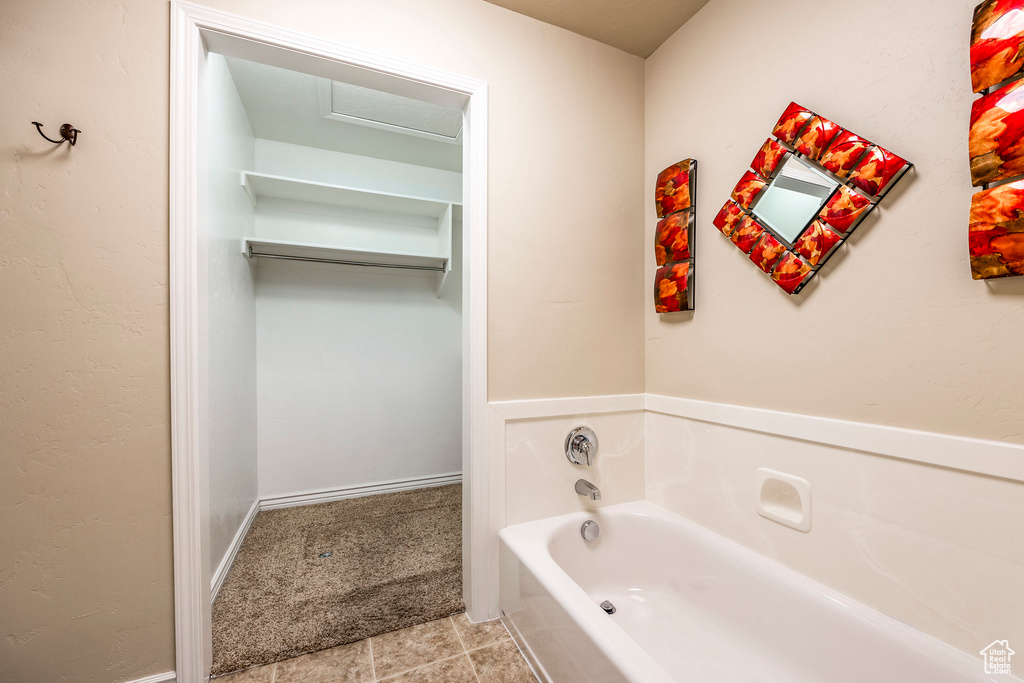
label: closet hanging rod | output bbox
[247,246,447,272]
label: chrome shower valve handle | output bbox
[565,426,598,466]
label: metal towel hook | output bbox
[32,122,80,146]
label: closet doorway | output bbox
[169,5,488,683]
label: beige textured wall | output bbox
[0,1,175,682]
[645,0,1024,444]
[0,0,644,681]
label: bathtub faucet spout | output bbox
[575,478,601,501]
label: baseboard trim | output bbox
[645,393,1024,483]
[259,472,463,510]
[211,498,260,601]
[124,672,175,683]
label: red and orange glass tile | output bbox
[969,0,1024,279]
[655,159,696,312]
[714,102,911,294]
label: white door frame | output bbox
[169,3,489,681]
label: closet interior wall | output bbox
[203,53,259,576]
[203,53,464,578]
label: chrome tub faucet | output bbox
[575,478,601,501]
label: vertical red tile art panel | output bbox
[970,0,1024,279]
[655,211,692,265]
[971,0,1024,93]
[969,78,1024,186]
[654,159,697,312]
[655,159,695,218]
[654,262,694,313]
[969,180,1024,279]
[715,101,911,295]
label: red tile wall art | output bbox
[654,261,694,313]
[970,1,1024,279]
[819,186,871,234]
[713,200,744,237]
[971,0,1024,93]
[715,101,911,295]
[730,170,767,210]
[752,139,788,179]
[795,116,842,161]
[655,159,695,218]
[655,211,692,264]
[969,180,1024,278]
[969,78,1024,185]
[820,130,873,179]
[654,159,697,312]
[794,220,843,267]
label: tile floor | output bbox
[214,613,538,683]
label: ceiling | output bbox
[225,57,463,172]
[484,0,711,57]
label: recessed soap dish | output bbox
[756,468,811,532]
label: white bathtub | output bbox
[499,501,1012,683]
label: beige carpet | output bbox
[211,484,464,676]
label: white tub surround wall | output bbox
[489,395,646,524]
[202,53,260,582]
[644,396,1024,664]
[504,411,646,526]
[484,395,646,620]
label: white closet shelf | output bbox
[243,237,448,272]
[241,171,455,219]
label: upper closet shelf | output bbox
[240,171,456,219]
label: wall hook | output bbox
[32,122,80,146]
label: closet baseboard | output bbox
[211,498,260,601]
[259,472,463,511]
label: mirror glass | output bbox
[752,155,839,243]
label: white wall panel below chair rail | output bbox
[490,394,1023,662]
[504,410,646,526]
[644,396,1024,663]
